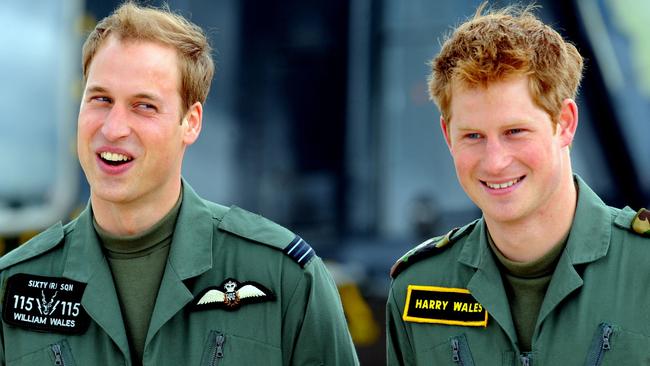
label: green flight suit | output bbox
[0,181,359,365]
[387,176,650,365]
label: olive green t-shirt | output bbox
[93,193,182,364]
[488,231,567,353]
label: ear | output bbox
[440,115,453,150]
[556,98,578,148]
[182,102,203,146]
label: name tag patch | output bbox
[402,285,488,327]
[2,274,90,334]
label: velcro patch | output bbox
[402,285,488,327]
[2,274,90,334]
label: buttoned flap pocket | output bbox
[200,330,282,366]
[7,339,76,366]
[584,323,650,366]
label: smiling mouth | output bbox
[98,151,133,166]
[481,176,525,189]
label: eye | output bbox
[506,128,524,135]
[465,133,482,140]
[135,103,158,112]
[90,96,112,104]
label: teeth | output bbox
[486,177,520,189]
[100,151,131,162]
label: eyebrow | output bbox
[132,93,162,103]
[84,85,162,103]
[455,126,478,132]
[453,125,483,134]
[455,120,532,131]
[84,85,108,94]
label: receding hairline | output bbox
[81,1,215,112]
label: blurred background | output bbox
[1,0,649,363]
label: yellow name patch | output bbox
[402,285,488,327]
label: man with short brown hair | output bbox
[0,3,358,365]
[387,4,650,365]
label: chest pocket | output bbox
[200,330,282,366]
[584,323,650,366]
[419,333,476,366]
[7,339,75,366]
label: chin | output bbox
[91,185,133,205]
[479,204,525,223]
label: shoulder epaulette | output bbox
[218,206,316,267]
[282,235,316,267]
[0,223,64,271]
[390,220,478,279]
[202,200,230,221]
[631,208,650,237]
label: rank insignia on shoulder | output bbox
[191,278,275,311]
[402,285,488,327]
[390,222,478,279]
[2,274,91,334]
[632,208,650,236]
[283,235,315,267]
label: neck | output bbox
[486,170,577,263]
[91,181,182,236]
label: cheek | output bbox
[77,121,92,138]
[77,112,100,139]
[144,126,176,144]
[141,127,181,157]
[450,148,478,176]
[516,141,553,169]
[77,124,93,150]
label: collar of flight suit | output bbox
[456,174,611,270]
[62,178,215,282]
[454,174,612,350]
[61,178,217,359]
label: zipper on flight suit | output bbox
[51,343,66,366]
[206,332,226,366]
[451,338,462,364]
[585,323,613,366]
[450,335,475,366]
[519,353,531,366]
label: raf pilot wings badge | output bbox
[191,278,275,311]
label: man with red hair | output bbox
[388,4,650,365]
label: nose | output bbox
[101,105,131,141]
[482,137,512,174]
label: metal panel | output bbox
[0,0,82,235]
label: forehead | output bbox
[86,36,181,92]
[448,76,546,127]
[450,76,531,104]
